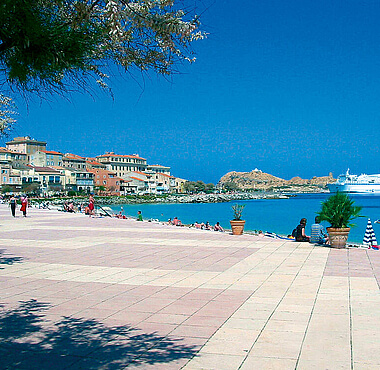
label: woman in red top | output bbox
[88,194,95,216]
[20,196,28,217]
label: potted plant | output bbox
[317,192,362,248]
[230,204,246,235]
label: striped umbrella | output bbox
[363,218,378,248]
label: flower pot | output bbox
[327,227,351,248]
[230,220,246,235]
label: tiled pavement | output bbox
[1,205,380,369]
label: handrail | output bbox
[95,205,113,217]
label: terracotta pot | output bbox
[327,227,351,249]
[230,220,246,235]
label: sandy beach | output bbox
[1,204,380,369]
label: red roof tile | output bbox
[41,150,63,155]
[134,171,151,177]
[64,153,86,160]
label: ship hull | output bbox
[328,183,380,193]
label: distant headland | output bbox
[218,168,336,193]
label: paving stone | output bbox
[1,205,380,369]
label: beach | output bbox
[1,205,380,369]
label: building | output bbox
[53,167,94,193]
[152,172,175,193]
[85,158,107,170]
[146,164,171,175]
[127,171,157,194]
[30,150,63,167]
[6,136,47,160]
[123,175,146,194]
[3,136,178,195]
[18,166,64,194]
[62,153,87,170]
[0,147,28,168]
[96,152,147,178]
[87,168,123,194]
[0,160,22,189]
[172,177,187,193]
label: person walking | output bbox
[20,195,28,217]
[9,195,17,217]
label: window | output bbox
[103,175,106,178]
[103,180,107,185]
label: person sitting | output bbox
[294,218,310,242]
[168,218,173,225]
[67,202,75,213]
[258,230,265,237]
[172,217,182,226]
[214,222,224,232]
[205,221,212,230]
[310,216,329,245]
[194,221,201,229]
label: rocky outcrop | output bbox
[219,170,335,192]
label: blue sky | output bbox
[2,0,380,183]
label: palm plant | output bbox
[231,204,245,221]
[317,192,362,228]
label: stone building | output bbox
[96,152,147,178]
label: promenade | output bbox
[1,205,380,369]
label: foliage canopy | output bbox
[183,181,214,194]
[317,192,362,228]
[0,0,205,134]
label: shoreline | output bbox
[4,201,365,248]
[27,191,324,207]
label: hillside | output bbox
[218,169,336,192]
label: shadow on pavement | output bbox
[0,249,23,268]
[0,299,198,369]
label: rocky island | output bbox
[218,169,336,193]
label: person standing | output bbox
[88,193,95,216]
[20,195,28,217]
[9,195,17,217]
[137,210,143,221]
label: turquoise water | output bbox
[110,194,380,244]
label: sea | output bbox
[109,193,380,244]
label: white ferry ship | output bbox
[328,169,380,193]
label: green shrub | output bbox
[317,192,362,228]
